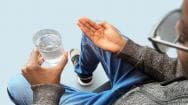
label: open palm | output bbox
[77,17,126,53]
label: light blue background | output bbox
[0,0,181,104]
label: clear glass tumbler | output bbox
[33,29,64,64]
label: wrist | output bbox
[117,36,127,53]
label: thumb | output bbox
[53,52,68,73]
[27,48,40,66]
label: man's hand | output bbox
[22,49,68,85]
[77,17,126,53]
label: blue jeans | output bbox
[7,34,149,105]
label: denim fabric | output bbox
[7,34,148,105]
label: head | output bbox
[176,0,188,72]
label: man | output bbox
[7,27,150,105]
[7,1,188,105]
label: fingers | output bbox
[28,49,40,65]
[78,18,96,32]
[32,48,40,61]
[77,17,103,34]
[77,22,97,42]
[21,67,31,83]
[38,56,44,65]
[53,52,68,73]
[21,66,27,75]
[77,17,104,41]
[21,69,28,82]
[77,22,93,38]
[21,64,34,80]
[78,17,100,30]
[82,17,102,29]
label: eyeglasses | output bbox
[149,9,188,54]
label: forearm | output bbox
[32,84,64,105]
[117,39,183,81]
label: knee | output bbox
[7,74,30,93]
[7,74,32,105]
[81,33,93,45]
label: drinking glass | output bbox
[33,29,64,64]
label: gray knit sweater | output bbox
[31,84,64,105]
[32,39,188,105]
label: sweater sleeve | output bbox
[31,84,64,105]
[117,39,184,81]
